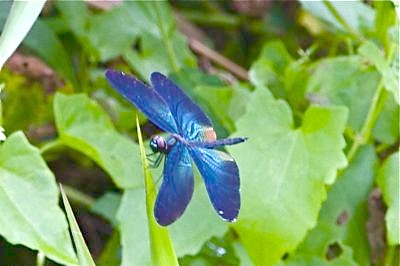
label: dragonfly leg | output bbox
[146,151,157,157]
[148,153,164,168]
[154,173,163,184]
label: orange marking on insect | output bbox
[204,127,217,142]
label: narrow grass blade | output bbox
[136,117,178,266]
[60,184,96,266]
[0,0,46,70]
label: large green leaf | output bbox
[306,54,399,145]
[122,1,196,79]
[0,0,46,70]
[53,1,96,60]
[300,0,374,36]
[249,41,294,98]
[376,151,399,245]
[306,56,380,132]
[86,5,137,62]
[372,93,399,145]
[282,145,376,265]
[0,132,77,265]
[117,178,228,265]
[229,86,348,265]
[193,83,250,136]
[53,93,140,188]
[24,19,77,86]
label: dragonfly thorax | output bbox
[150,135,170,154]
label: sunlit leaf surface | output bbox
[282,145,376,265]
[376,151,399,245]
[0,132,77,265]
[54,93,141,188]
[229,86,348,265]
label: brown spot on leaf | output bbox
[326,242,343,260]
[336,211,349,225]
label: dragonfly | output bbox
[105,70,247,226]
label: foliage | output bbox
[0,1,398,265]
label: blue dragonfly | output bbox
[105,70,247,226]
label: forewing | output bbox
[154,142,194,226]
[189,147,240,222]
[150,72,213,140]
[105,70,178,133]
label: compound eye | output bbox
[150,138,158,152]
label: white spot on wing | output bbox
[216,150,234,161]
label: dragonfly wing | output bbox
[154,142,194,226]
[189,147,240,222]
[105,70,179,133]
[150,72,213,140]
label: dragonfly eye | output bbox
[150,138,158,153]
[150,136,168,153]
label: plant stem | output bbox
[153,2,180,73]
[61,184,95,209]
[346,40,395,162]
[347,81,387,162]
[40,138,63,154]
[323,0,365,42]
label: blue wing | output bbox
[154,142,194,226]
[188,147,240,222]
[150,72,213,140]
[105,70,179,134]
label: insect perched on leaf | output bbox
[105,70,247,226]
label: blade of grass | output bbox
[60,184,96,266]
[136,116,179,266]
[0,0,46,70]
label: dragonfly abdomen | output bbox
[191,137,248,149]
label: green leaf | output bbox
[117,187,151,266]
[0,132,77,265]
[60,185,96,266]
[278,245,357,266]
[135,118,178,266]
[122,1,195,79]
[53,93,141,188]
[0,1,12,28]
[300,0,374,36]
[91,192,121,226]
[117,186,229,265]
[24,19,77,86]
[373,93,399,145]
[86,5,137,62]
[117,175,228,265]
[373,1,397,52]
[54,1,97,60]
[358,41,399,104]
[169,182,228,257]
[283,145,376,265]
[123,31,195,81]
[97,231,121,266]
[249,41,294,98]
[306,56,380,132]
[193,83,251,136]
[376,151,399,245]
[0,0,46,70]
[228,86,348,265]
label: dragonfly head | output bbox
[150,135,169,153]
